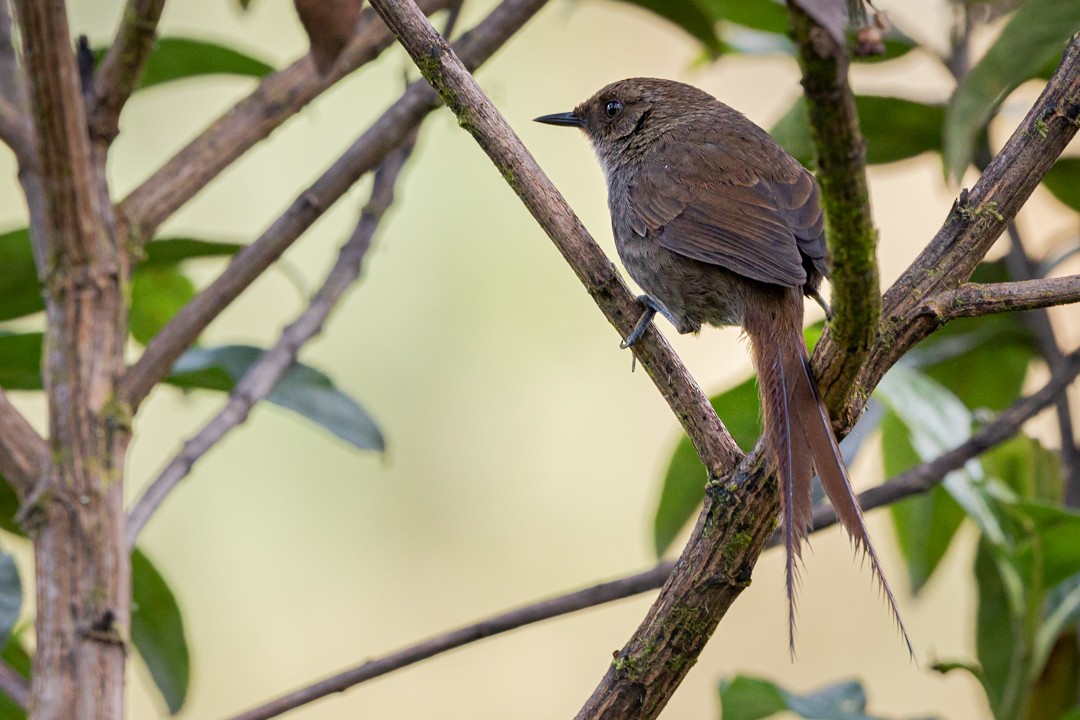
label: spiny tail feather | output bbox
[790,347,916,660]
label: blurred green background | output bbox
[2,0,1079,717]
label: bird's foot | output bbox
[621,296,667,349]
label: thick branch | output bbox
[86,0,166,144]
[0,389,46,497]
[117,0,452,244]
[367,0,742,477]
[125,133,417,547]
[919,275,1080,321]
[223,345,1080,719]
[116,0,578,411]
[0,94,33,167]
[787,4,880,413]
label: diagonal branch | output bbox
[366,0,742,477]
[224,342,1080,720]
[0,658,27,711]
[117,0,452,245]
[116,0,582,412]
[125,132,418,548]
[787,4,880,414]
[918,275,1080,322]
[0,389,47,498]
[86,0,166,145]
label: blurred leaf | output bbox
[0,334,41,391]
[876,365,1007,545]
[0,476,20,538]
[168,345,384,452]
[700,0,788,34]
[976,539,1031,720]
[1062,710,1080,720]
[718,676,899,720]
[985,435,1062,505]
[0,634,29,720]
[142,238,244,268]
[943,0,1080,179]
[1036,578,1080,697]
[1025,634,1080,720]
[883,410,965,594]
[130,267,196,346]
[132,550,189,715]
[0,229,42,322]
[93,37,273,90]
[1042,158,1080,213]
[612,0,724,56]
[856,36,918,64]
[0,552,21,652]
[771,96,945,167]
[653,377,760,556]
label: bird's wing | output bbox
[626,142,826,287]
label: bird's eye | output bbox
[604,100,623,118]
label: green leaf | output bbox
[130,267,196,346]
[699,0,789,34]
[718,675,890,720]
[1042,158,1080,213]
[876,365,1006,545]
[652,376,761,557]
[975,539,1032,720]
[943,0,1080,180]
[168,345,385,452]
[883,409,965,594]
[1037,575,1080,688]
[92,37,273,90]
[0,552,21,652]
[1026,630,1080,720]
[132,550,189,715]
[0,634,29,720]
[0,229,42,322]
[0,334,41,391]
[612,0,724,56]
[142,237,244,268]
[771,95,945,168]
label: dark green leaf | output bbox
[0,229,42,322]
[0,552,21,651]
[0,334,41,391]
[93,37,273,90]
[943,0,1080,179]
[130,267,196,346]
[975,539,1029,720]
[612,0,724,56]
[771,96,945,167]
[132,550,189,715]
[142,237,244,268]
[1026,630,1080,720]
[1042,158,1080,213]
[0,634,29,720]
[718,675,889,720]
[883,410,965,594]
[652,376,760,556]
[984,435,1062,504]
[699,0,788,34]
[168,345,384,452]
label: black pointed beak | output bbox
[533,111,583,128]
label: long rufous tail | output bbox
[745,296,913,658]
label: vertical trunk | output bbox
[12,1,130,717]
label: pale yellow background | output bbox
[1,0,1078,718]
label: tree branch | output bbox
[125,132,417,548]
[0,389,47,498]
[0,94,33,167]
[117,0,452,245]
[919,275,1080,321]
[116,0,583,412]
[787,4,880,414]
[86,0,166,145]
[367,0,742,478]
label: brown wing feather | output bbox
[626,142,823,288]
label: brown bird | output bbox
[536,78,911,655]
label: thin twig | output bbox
[0,389,46,498]
[86,0,166,145]
[125,133,418,547]
[117,0,453,245]
[116,0,563,412]
[224,348,1080,720]
[919,275,1080,321]
[0,658,28,710]
[0,94,32,167]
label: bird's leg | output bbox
[807,287,833,320]
[620,295,665,348]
